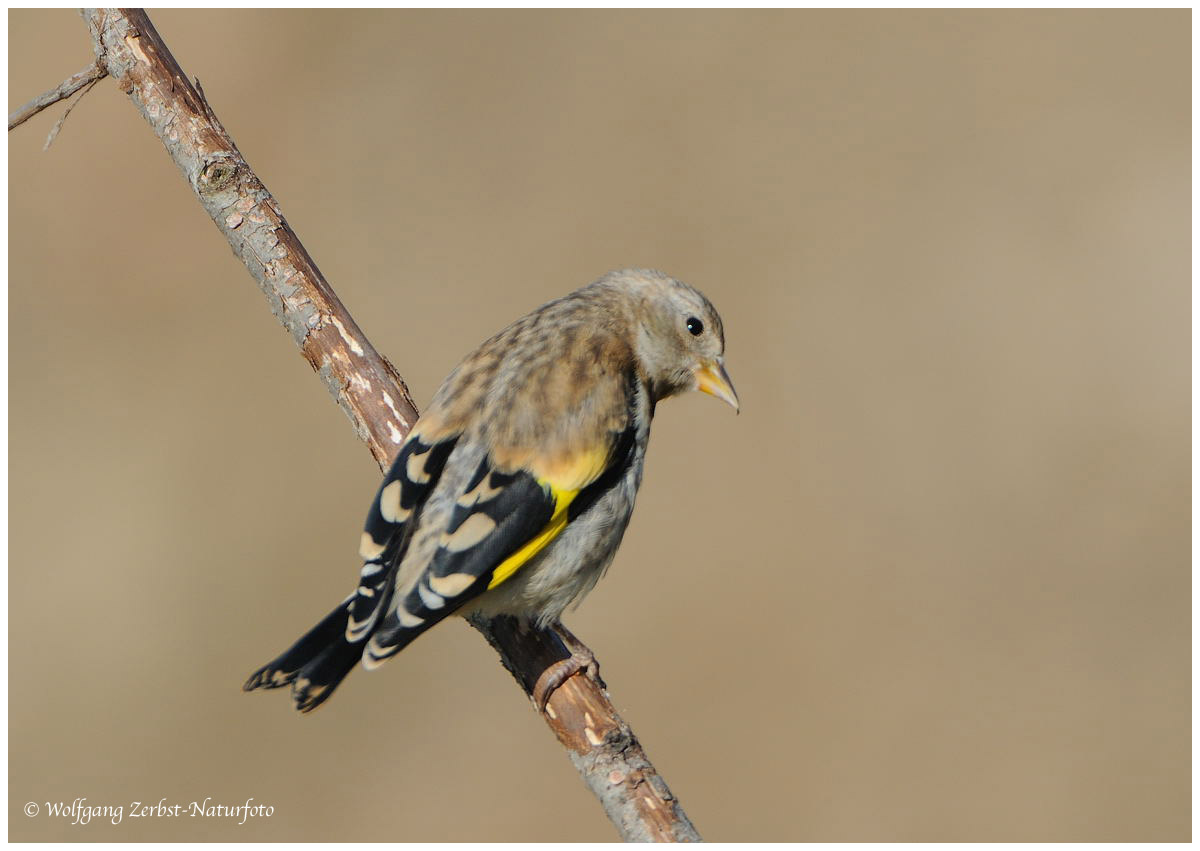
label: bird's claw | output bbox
[531,648,603,712]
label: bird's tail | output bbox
[243,594,365,713]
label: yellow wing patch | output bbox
[493,445,611,493]
[536,446,610,492]
[487,483,579,590]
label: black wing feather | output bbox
[346,434,456,640]
[364,465,556,666]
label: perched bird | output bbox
[244,268,738,713]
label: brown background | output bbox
[8,8,1189,842]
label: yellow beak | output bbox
[695,359,739,412]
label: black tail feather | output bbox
[244,594,365,712]
[289,637,365,713]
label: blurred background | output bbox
[8,9,1189,842]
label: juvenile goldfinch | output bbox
[244,268,737,712]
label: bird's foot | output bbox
[531,649,599,712]
[530,622,604,712]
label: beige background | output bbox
[8,8,1189,842]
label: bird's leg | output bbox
[553,621,603,686]
[531,620,605,711]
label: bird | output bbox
[243,268,738,713]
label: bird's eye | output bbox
[686,317,704,336]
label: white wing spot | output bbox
[397,608,425,628]
[442,513,496,553]
[429,572,477,597]
[362,644,386,671]
[358,532,386,560]
[457,474,504,507]
[346,616,374,641]
[379,480,409,524]
[406,451,431,484]
[417,582,445,610]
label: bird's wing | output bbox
[361,379,640,669]
[345,432,460,642]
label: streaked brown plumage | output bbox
[245,268,737,712]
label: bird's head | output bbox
[601,268,739,412]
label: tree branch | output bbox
[60,8,700,842]
[8,60,107,131]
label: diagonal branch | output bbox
[57,7,701,842]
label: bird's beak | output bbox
[695,358,739,413]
